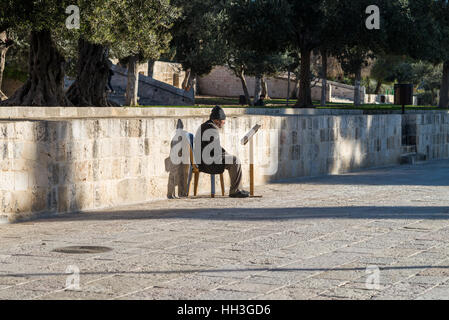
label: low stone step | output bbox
[401,145,417,154]
[400,153,417,165]
[416,153,427,161]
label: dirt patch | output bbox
[1,78,23,97]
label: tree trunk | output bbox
[291,79,299,99]
[439,61,449,108]
[374,80,382,94]
[182,69,191,91]
[237,70,252,106]
[320,49,328,107]
[188,73,197,95]
[354,66,362,106]
[254,75,262,105]
[261,76,270,100]
[1,30,69,106]
[295,46,313,108]
[0,31,13,101]
[148,60,155,78]
[182,71,197,96]
[125,54,139,106]
[66,39,110,106]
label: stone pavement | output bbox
[1,160,449,300]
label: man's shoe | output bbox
[229,190,250,198]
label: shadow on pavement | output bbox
[275,160,449,187]
[2,265,449,278]
[25,205,449,223]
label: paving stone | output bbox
[195,288,257,300]
[254,286,323,300]
[1,160,449,299]
[318,286,378,300]
[158,274,240,291]
[217,281,281,294]
[415,286,449,300]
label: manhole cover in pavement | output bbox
[52,246,112,254]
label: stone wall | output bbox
[0,106,363,120]
[0,110,402,222]
[1,78,23,98]
[329,82,365,103]
[197,66,365,102]
[404,112,449,160]
[110,65,194,106]
[365,94,395,104]
[152,62,186,89]
[111,60,186,88]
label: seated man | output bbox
[194,106,249,198]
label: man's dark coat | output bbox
[194,120,226,175]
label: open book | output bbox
[241,124,262,145]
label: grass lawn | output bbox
[138,96,444,110]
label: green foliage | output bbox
[413,61,442,91]
[416,91,434,105]
[336,46,374,77]
[371,54,442,89]
[73,0,180,61]
[407,0,449,63]
[1,1,72,32]
[224,0,291,53]
[3,65,27,82]
[2,28,29,80]
[286,0,326,51]
[223,0,293,78]
[170,0,226,76]
[371,55,404,83]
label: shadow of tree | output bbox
[2,264,449,278]
[27,205,449,223]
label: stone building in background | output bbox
[117,60,186,90]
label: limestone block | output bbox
[110,159,120,180]
[74,161,89,182]
[120,119,129,137]
[1,190,12,213]
[110,139,121,158]
[14,172,28,191]
[11,190,33,213]
[98,139,112,158]
[14,142,26,160]
[117,179,133,202]
[0,141,7,160]
[14,122,33,141]
[29,163,51,187]
[130,157,143,176]
[55,143,67,162]
[0,172,14,191]
[128,119,143,138]
[85,120,97,140]
[67,184,78,212]
[36,142,51,163]
[71,120,85,141]
[122,158,130,177]
[82,140,93,160]
[94,183,106,208]
[75,183,93,209]
[56,122,69,142]
[99,159,113,180]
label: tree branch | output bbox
[0,39,14,50]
